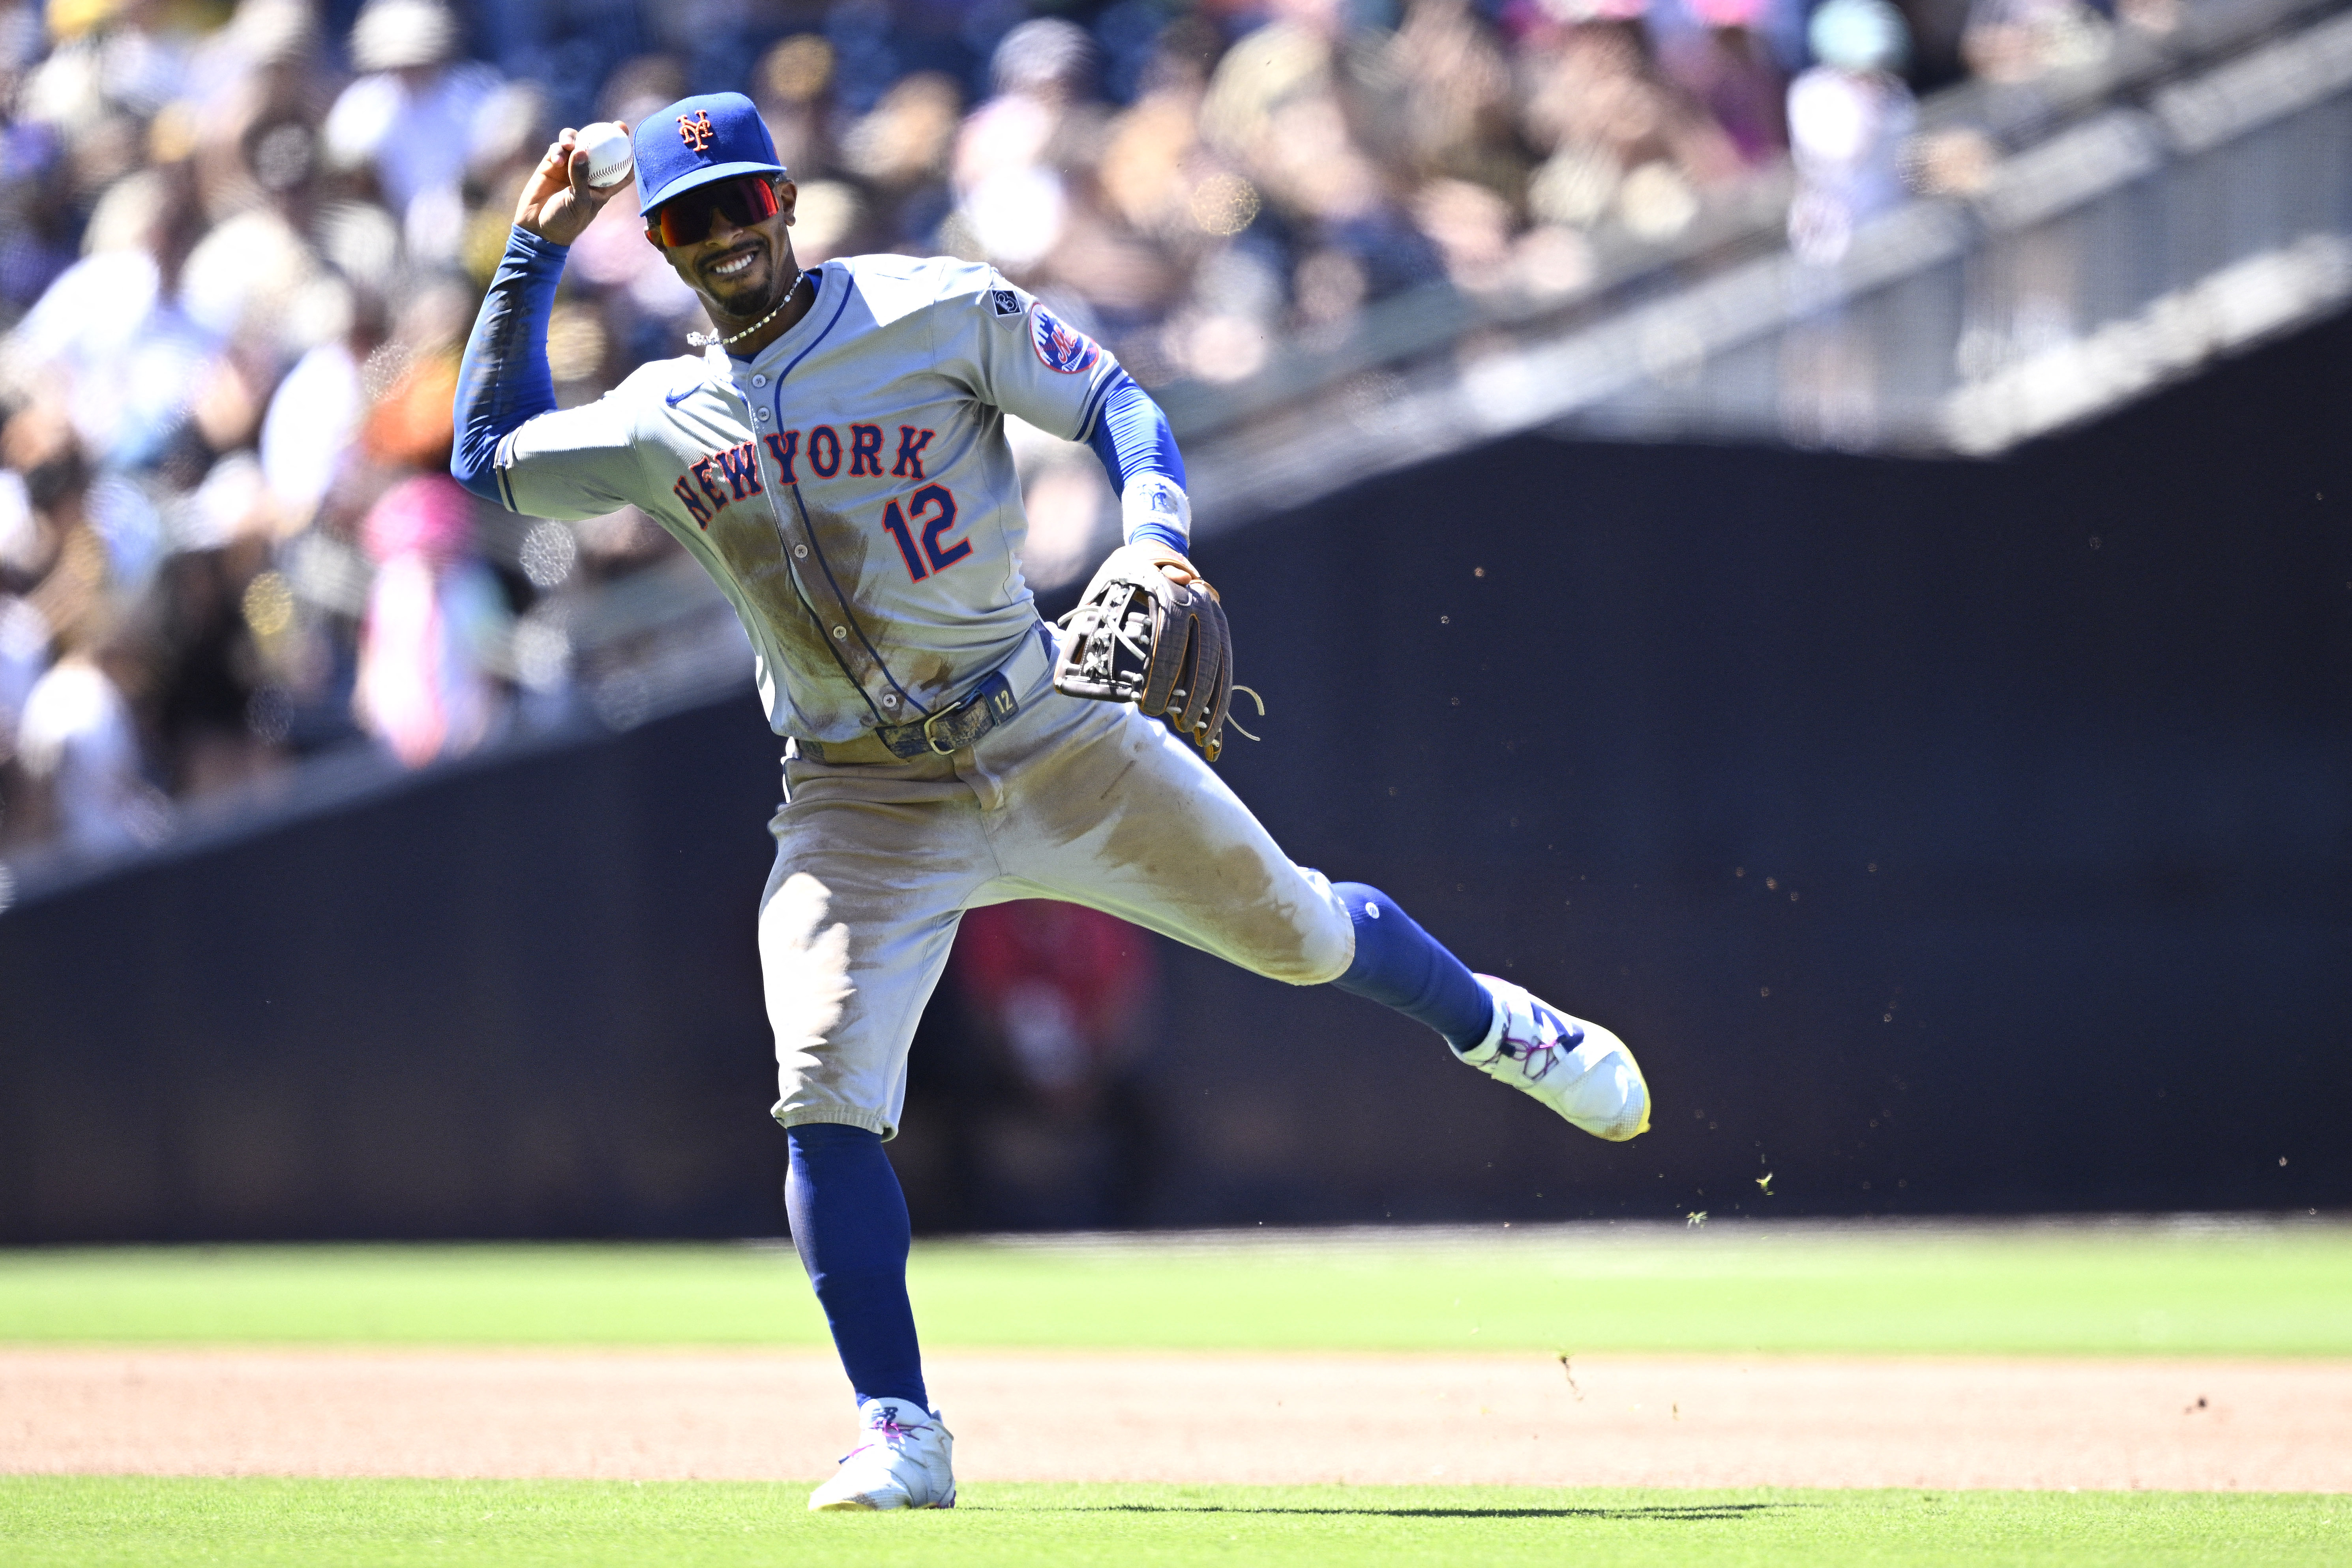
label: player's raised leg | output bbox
[1323,882,1651,1141]
[976,687,1649,1141]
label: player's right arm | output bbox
[450,128,642,519]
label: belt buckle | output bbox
[921,699,967,755]
[918,670,1015,755]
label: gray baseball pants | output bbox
[760,635,1356,1137]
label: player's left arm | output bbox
[928,264,1194,562]
[930,267,1242,753]
[1083,371,1191,557]
[1071,374,1214,654]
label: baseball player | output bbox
[452,94,1650,1512]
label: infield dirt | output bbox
[6,1349,2346,1492]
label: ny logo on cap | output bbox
[677,111,714,152]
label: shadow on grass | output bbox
[1009,1503,1799,1521]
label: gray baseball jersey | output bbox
[490,254,1120,742]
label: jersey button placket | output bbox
[748,388,812,615]
[772,385,801,564]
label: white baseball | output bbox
[577,122,633,188]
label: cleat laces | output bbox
[1497,1007,1582,1082]
[839,1413,923,1463]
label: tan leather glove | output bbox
[1053,541,1237,761]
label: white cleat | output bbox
[1455,975,1651,1141]
[807,1396,956,1511]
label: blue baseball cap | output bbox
[632,92,787,217]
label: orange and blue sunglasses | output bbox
[645,174,781,247]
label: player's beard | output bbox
[701,235,791,326]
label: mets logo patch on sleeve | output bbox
[1029,303,1102,375]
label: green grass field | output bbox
[2,1478,2345,1567]
[2,1219,2347,1356]
[5,1223,2348,1564]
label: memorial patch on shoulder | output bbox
[990,288,1021,317]
[1029,302,1101,375]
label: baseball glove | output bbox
[1053,542,1256,761]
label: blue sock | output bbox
[1328,882,1496,1049]
[783,1122,928,1410]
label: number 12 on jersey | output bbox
[880,484,967,581]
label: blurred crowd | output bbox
[0,0,2173,861]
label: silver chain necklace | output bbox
[689,272,808,349]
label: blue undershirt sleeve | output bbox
[450,227,568,506]
[1126,518,1188,552]
[1085,369,1190,553]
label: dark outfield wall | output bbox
[3,315,2347,1241]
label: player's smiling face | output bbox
[651,176,802,326]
